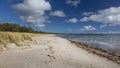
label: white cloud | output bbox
[50,10,66,17]
[66,18,78,23]
[80,7,120,27]
[82,25,96,31]
[68,28,72,32]
[66,0,80,7]
[12,0,51,27]
[82,12,94,16]
[100,24,107,28]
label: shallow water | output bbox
[58,34,120,51]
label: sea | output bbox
[57,34,120,52]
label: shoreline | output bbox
[69,40,120,64]
[0,35,120,68]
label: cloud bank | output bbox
[12,0,51,27]
[80,7,120,27]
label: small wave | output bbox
[58,34,120,51]
[83,40,118,50]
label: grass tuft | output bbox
[0,32,38,50]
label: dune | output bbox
[0,35,120,68]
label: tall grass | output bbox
[0,32,38,50]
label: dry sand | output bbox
[0,35,120,68]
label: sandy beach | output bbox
[0,35,120,68]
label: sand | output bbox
[0,35,120,68]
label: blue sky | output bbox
[0,0,120,33]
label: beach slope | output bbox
[0,35,120,68]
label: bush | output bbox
[0,23,36,33]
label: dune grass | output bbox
[0,32,39,50]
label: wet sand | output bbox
[70,40,120,64]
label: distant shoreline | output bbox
[69,40,120,64]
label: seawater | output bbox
[58,34,120,51]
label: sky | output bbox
[0,0,120,33]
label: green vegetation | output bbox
[0,23,52,51]
[0,23,43,33]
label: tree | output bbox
[0,23,37,33]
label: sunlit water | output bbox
[58,34,120,51]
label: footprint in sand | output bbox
[47,46,57,62]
